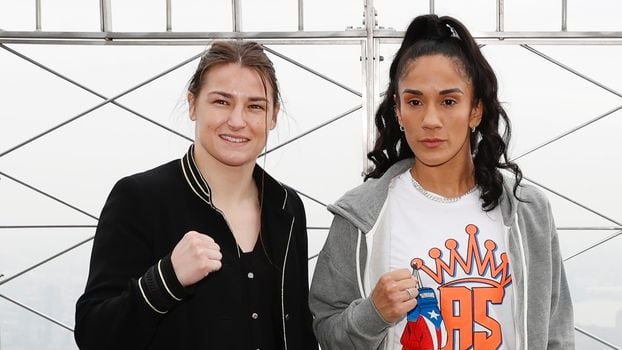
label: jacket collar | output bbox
[180,144,289,211]
[328,158,413,233]
[180,145,294,268]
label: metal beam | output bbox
[263,46,361,97]
[575,326,621,350]
[0,294,73,332]
[0,52,202,159]
[35,0,41,31]
[0,44,194,144]
[496,0,504,32]
[562,0,568,31]
[3,30,622,45]
[166,0,172,32]
[298,0,304,31]
[99,0,112,32]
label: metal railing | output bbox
[1,0,621,348]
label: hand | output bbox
[371,268,419,323]
[171,231,223,287]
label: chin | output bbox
[415,157,450,168]
[217,156,258,168]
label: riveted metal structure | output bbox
[1,1,621,348]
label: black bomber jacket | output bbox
[75,146,318,350]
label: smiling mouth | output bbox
[220,135,249,143]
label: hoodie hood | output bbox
[328,158,524,231]
[327,159,414,233]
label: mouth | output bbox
[220,134,249,144]
[420,138,445,148]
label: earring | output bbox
[400,125,405,132]
[471,126,476,133]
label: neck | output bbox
[411,158,476,198]
[193,147,258,207]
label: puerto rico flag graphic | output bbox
[399,223,514,350]
[401,287,447,350]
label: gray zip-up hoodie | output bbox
[309,159,575,349]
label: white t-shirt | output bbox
[386,170,516,350]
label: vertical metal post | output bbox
[166,0,172,32]
[362,0,378,173]
[35,0,41,30]
[298,0,304,31]
[561,0,568,31]
[99,0,112,32]
[429,0,435,14]
[232,0,241,32]
[496,0,504,32]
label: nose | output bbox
[227,104,246,130]
[421,105,442,130]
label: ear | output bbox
[469,100,483,128]
[393,99,403,127]
[270,103,280,130]
[187,92,196,121]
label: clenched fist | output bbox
[171,231,223,287]
[371,268,419,323]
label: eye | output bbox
[249,104,266,111]
[407,99,422,107]
[212,99,228,106]
[442,98,457,106]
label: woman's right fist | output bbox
[171,231,223,287]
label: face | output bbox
[188,63,279,169]
[395,54,482,169]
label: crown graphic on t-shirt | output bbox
[411,224,512,288]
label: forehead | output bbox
[399,54,471,91]
[201,63,269,96]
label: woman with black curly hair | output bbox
[310,14,574,350]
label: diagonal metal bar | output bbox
[308,252,319,261]
[307,227,330,230]
[523,176,622,226]
[0,51,202,159]
[0,293,73,332]
[511,104,622,161]
[262,46,362,97]
[291,188,327,208]
[575,326,620,349]
[525,176,622,262]
[564,230,622,262]
[0,171,98,221]
[0,235,94,287]
[262,104,362,156]
[521,45,622,99]
[0,44,193,143]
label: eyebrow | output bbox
[208,91,268,102]
[401,87,464,96]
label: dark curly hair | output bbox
[366,14,522,211]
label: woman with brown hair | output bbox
[75,41,318,350]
